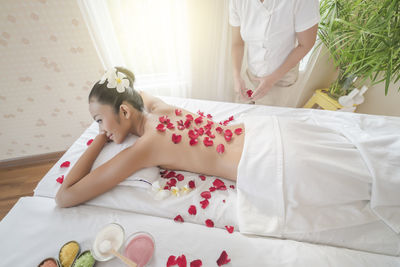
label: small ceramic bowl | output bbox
[58,240,80,267]
[37,257,61,267]
[91,222,125,262]
[123,231,155,267]
[71,250,96,267]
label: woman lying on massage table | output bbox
[56,67,245,208]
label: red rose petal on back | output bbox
[190,138,198,146]
[156,123,166,132]
[167,255,177,267]
[234,128,243,135]
[203,137,213,147]
[188,180,196,189]
[188,130,199,139]
[186,114,193,121]
[224,135,232,142]
[175,109,182,116]
[196,127,204,136]
[60,161,70,168]
[215,127,223,134]
[207,114,213,119]
[184,120,191,129]
[225,225,234,233]
[159,115,170,124]
[174,215,184,223]
[167,122,175,129]
[86,139,93,146]
[199,175,206,181]
[56,175,64,184]
[200,199,209,209]
[172,134,182,144]
[200,191,211,199]
[216,251,231,266]
[216,144,225,154]
[205,219,214,227]
[190,259,202,267]
[188,205,197,215]
[177,255,187,267]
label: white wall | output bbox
[0,0,103,161]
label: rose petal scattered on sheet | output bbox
[199,175,206,181]
[200,191,211,199]
[86,139,93,146]
[213,179,225,189]
[234,128,242,135]
[174,215,184,223]
[229,185,235,189]
[200,199,209,209]
[229,116,234,121]
[60,161,70,168]
[205,219,214,227]
[216,250,231,266]
[175,109,182,116]
[190,259,202,267]
[207,114,212,119]
[172,134,182,144]
[56,175,64,184]
[225,226,234,233]
[167,178,177,187]
[188,180,196,189]
[209,187,216,192]
[197,111,204,117]
[188,205,197,215]
[167,255,177,267]
[165,171,176,178]
[176,174,185,181]
[176,255,187,267]
[216,144,225,154]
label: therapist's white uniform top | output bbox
[229,0,320,77]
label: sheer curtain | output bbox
[78,0,234,102]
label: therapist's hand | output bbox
[251,74,278,101]
[233,76,248,100]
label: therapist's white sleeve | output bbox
[294,0,320,32]
[229,0,241,27]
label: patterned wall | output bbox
[0,0,103,161]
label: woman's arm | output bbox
[55,134,152,208]
[231,26,247,100]
[251,24,318,100]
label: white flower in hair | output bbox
[107,70,129,93]
[99,68,116,85]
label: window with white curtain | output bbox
[79,0,234,101]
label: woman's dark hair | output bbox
[88,67,144,114]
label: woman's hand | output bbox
[251,74,278,101]
[234,76,249,101]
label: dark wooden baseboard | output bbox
[0,151,65,169]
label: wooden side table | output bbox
[303,89,345,111]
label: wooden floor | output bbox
[0,161,57,221]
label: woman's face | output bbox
[89,100,129,144]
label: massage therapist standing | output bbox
[230,0,320,106]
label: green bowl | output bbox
[72,250,96,267]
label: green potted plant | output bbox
[318,0,400,99]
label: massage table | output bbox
[1,96,399,266]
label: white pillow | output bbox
[91,134,160,188]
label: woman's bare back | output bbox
[141,104,244,181]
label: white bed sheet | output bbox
[34,96,400,255]
[1,196,399,267]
